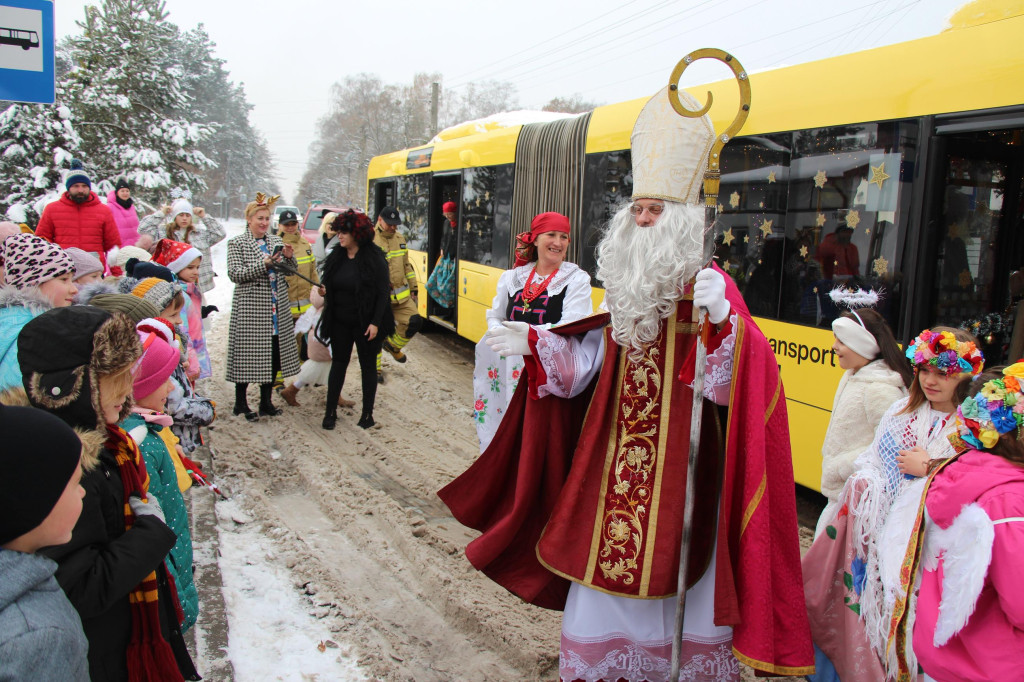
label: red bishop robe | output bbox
[439,265,814,676]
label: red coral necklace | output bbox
[521,267,559,311]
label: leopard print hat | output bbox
[2,233,74,289]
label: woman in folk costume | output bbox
[225,193,302,421]
[442,86,813,681]
[152,238,211,379]
[815,293,913,538]
[137,188,226,296]
[891,364,1024,682]
[426,200,458,317]
[804,327,984,682]
[11,306,198,681]
[472,211,593,452]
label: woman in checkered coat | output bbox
[225,195,302,421]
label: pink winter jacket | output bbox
[106,190,140,246]
[914,449,1024,682]
[35,191,121,263]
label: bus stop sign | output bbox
[0,0,54,104]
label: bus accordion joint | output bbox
[667,47,752,210]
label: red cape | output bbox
[438,268,813,674]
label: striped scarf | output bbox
[106,425,185,682]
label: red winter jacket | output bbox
[36,191,121,265]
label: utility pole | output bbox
[430,82,440,138]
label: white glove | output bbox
[129,494,165,523]
[693,268,730,325]
[486,321,532,357]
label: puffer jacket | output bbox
[166,363,214,454]
[0,548,90,682]
[0,286,52,393]
[123,413,198,632]
[914,449,1024,682]
[138,212,226,294]
[35,191,121,262]
[106,190,140,246]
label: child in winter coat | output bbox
[0,404,90,681]
[64,247,104,286]
[12,306,199,681]
[905,363,1024,682]
[0,234,76,393]
[804,327,984,682]
[121,318,199,632]
[152,238,211,378]
[816,307,912,537]
[280,286,355,408]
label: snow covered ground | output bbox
[196,220,365,680]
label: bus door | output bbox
[427,172,462,330]
[916,110,1024,363]
[373,180,396,219]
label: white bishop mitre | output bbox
[630,87,715,205]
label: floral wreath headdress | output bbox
[952,362,1024,451]
[905,329,984,377]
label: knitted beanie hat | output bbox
[64,159,91,190]
[64,247,104,281]
[108,245,152,271]
[2,233,74,289]
[0,403,83,545]
[125,259,174,282]
[115,177,131,192]
[131,277,177,312]
[90,293,160,323]
[170,198,193,222]
[152,238,202,274]
[133,318,180,400]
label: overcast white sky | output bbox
[54,0,969,202]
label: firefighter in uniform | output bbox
[374,206,423,383]
[278,209,319,359]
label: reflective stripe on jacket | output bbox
[280,231,319,304]
[374,226,418,296]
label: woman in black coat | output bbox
[315,210,394,430]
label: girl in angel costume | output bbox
[898,363,1024,682]
[815,289,913,538]
[804,327,984,682]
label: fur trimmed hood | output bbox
[0,283,53,313]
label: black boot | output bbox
[233,383,259,422]
[357,412,375,429]
[322,411,337,430]
[258,383,282,417]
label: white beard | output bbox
[596,201,706,361]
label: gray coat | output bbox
[0,549,89,682]
[225,230,302,383]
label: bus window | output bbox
[579,150,633,281]
[716,134,792,318]
[778,121,918,330]
[398,174,430,251]
[930,128,1024,362]
[459,165,513,269]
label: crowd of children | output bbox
[0,231,215,680]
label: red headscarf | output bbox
[442,201,457,213]
[513,212,570,267]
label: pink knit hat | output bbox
[133,318,180,400]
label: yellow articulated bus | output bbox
[366,11,1024,491]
